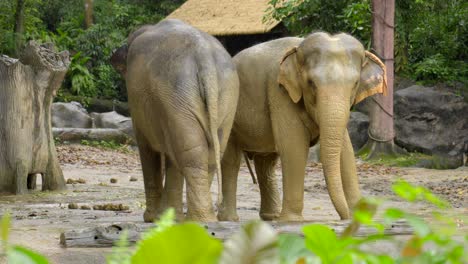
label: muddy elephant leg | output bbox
[135,130,163,223]
[179,146,216,222]
[253,153,281,220]
[217,139,241,221]
[277,142,309,221]
[340,130,361,210]
[161,159,184,221]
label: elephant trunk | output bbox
[318,94,351,219]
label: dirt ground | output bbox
[0,144,466,263]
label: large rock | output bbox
[52,102,92,128]
[91,111,134,139]
[53,128,133,144]
[347,112,370,151]
[395,85,468,167]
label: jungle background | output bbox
[0,0,466,103]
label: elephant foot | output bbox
[217,212,239,221]
[143,209,158,223]
[277,212,304,222]
[186,211,217,222]
[259,212,280,221]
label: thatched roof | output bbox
[167,0,281,36]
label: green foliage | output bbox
[0,0,183,100]
[131,219,222,264]
[67,52,97,97]
[338,0,371,49]
[278,234,313,263]
[220,221,278,263]
[358,149,433,167]
[80,140,129,152]
[264,0,354,36]
[106,230,131,264]
[1,212,49,264]
[2,179,467,263]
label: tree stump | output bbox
[0,41,70,194]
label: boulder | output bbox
[52,102,92,128]
[347,112,370,152]
[91,111,134,139]
[53,128,133,145]
[394,85,468,167]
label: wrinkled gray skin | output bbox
[126,19,239,222]
[218,32,386,221]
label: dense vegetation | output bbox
[0,0,183,101]
[265,0,467,86]
[0,0,465,102]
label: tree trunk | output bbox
[84,0,94,29]
[361,0,405,159]
[0,42,70,194]
[13,0,25,56]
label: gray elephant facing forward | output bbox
[126,19,239,222]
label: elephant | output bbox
[126,19,239,222]
[218,32,387,221]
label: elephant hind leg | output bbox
[160,159,184,221]
[177,145,216,222]
[217,139,241,221]
[254,153,281,221]
[135,130,163,223]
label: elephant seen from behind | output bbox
[219,32,387,221]
[126,19,239,222]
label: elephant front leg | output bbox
[254,153,281,221]
[217,140,241,221]
[340,130,361,210]
[277,144,309,221]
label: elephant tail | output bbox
[203,72,223,209]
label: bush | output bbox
[0,0,183,101]
[67,52,97,97]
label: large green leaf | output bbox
[278,234,314,264]
[1,212,10,243]
[7,246,49,264]
[131,222,222,264]
[302,224,339,263]
[220,221,279,264]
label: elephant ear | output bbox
[354,51,388,105]
[278,47,302,103]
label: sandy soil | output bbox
[0,144,466,263]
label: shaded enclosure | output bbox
[217,30,287,56]
[0,42,69,194]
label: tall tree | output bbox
[361,0,404,158]
[13,0,25,56]
[84,0,93,28]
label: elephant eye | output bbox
[307,78,315,87]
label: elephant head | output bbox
[278,32,387,219]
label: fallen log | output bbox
[53,128,134,145]
[60,220,413,248]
